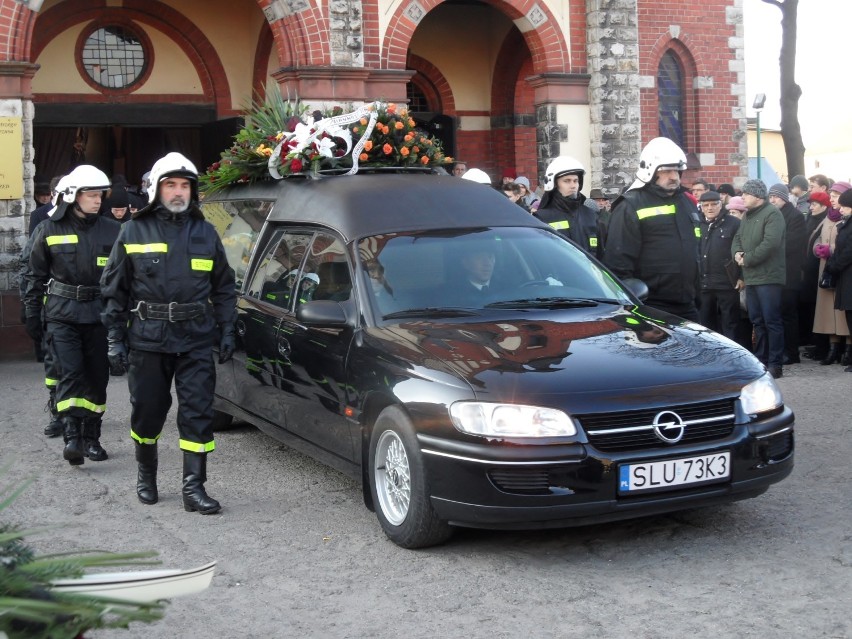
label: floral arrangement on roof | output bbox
[200,92,453,193]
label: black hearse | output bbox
[202,169,794,548]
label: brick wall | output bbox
[637,0,747,188]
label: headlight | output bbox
[449,402,576,438]
[739,373,783,415]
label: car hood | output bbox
[367,304,765,412]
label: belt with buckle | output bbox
[46,278,100,301]
[131,300,206,322]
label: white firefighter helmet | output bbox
[543,156,586,193]
[633,137,687,185]
[461,168,492,185]
[56,165,110,204]
[147,152,199,203]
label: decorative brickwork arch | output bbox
[406,54,455,114]
[490,28,534,176]
[0,0,39,62]
[252,22,275,101]
[259,0,330,68]
[31,0,233,115]
[380,0,571,75]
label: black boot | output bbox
[43,391,62,438]
[135,443,158,505]
[820,343,843,365]
[62,416,85,466]
[841,345,852,367]
[182,452,221,515]
[82,417,108,461]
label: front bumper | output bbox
[418,406,794,530]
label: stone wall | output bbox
[329,0,364,66]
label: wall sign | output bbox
[0,117,23,200]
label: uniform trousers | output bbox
[46,321,108,419]
[128,347,216,452]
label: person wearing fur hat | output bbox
[604,137,701,320]
[767,183,808,364]
[22,165,121,464]
[731,179,787,378]
[823,189,852,371]
[808,185,851,366]
[100,152,237,514]
[535,156,605,259]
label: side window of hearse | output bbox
[302,233,351,304]
[251,231,314,310]
[201,199,273,290]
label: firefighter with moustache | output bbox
[100,152,236,515]
[534,156,606,260]
[23,165,120,465]
[604,137,702,321]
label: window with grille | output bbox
[81,25,147,89]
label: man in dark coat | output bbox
[698,191,741,341]
[768,184,808,363]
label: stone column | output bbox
[586,0,641,196]
[526,73,592,184]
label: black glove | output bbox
[218,323,235,364]
[25,314,43,344]
[107,329,129,376]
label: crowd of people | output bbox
[454,144,852,380]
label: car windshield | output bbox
[357,227,632,318]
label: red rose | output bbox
[290,158,304,172]
[286,116,302,133]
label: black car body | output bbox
[202,170,794,548]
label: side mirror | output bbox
[295,300,350,328]
[622,278,649,302]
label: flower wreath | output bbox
[200,93,452,193]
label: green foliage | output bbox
[0,463,165,638]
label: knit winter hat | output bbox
[839,189,852,208]
[789,175,809,191]
[810,191,832,208]
[829,181,852,195]
[741,179,767,199]
[515,176,531,189]
[768,183,790,202]
[727,196,748,212]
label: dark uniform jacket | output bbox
[824,215,852,310]
[604,184,701,311]
[100,203,236,353]
[699,211,740,290]
[24,210,121,325]
[779,201,808,290]
[535,192,605,260]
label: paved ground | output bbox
[1,353,849,638]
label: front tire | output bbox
[368,406,453,549]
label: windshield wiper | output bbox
[382,307,481,320]
[485,297,603,309]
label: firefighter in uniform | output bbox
[23,166,120,465]
[534,156,605,260]
[603,137,702,321]
[100,152,236,514]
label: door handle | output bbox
[235,319,246,337]
[278,338,291,357]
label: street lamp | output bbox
[753,93,766,181]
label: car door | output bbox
[277,230,358,462]
[233,229,314,429]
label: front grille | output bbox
[579,398,737,452]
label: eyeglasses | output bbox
[701,202,721,207]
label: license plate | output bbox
[618,452,731,493]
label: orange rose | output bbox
[420,155,429,165]
[352,126,359,134]
[408,118,416,128]
[412,146,420,153]
[360,117,368,126]
[364,140,373,151]
[395,121,404,130]
[404,133,414,142]
[383,143,393,155]
[387,103,397,114]
[359,153,369,161]
[400,147,410,157]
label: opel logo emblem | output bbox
[653,410,685,444]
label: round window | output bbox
[81,25,147,89]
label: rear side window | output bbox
[201,199,273,290]
[302,233,351,305]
